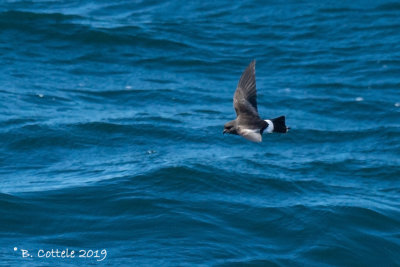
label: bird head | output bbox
[223,120,237,135]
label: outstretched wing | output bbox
[233,60,259,118]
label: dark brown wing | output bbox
[233,60,259,118]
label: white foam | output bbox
[355,97,363,102]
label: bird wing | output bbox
[233,60,259,118]
[238,128,262,143]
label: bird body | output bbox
[223,60,289,142]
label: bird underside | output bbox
[238,128,262,142]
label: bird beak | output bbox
[223,129,227,134]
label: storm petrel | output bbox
[223,60,289,142]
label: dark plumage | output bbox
[223,60,289,142]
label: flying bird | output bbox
[223,60,289,142]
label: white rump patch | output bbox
[264,120,274,133]
[240,128,262,143]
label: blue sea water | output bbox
[1,0,400,266]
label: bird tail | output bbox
[271,116,289,133]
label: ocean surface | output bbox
[1,0,400,266]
